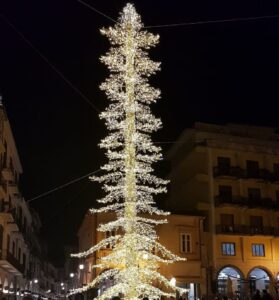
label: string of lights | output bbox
[70,4,186,299]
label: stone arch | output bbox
[217,265,245,279]
[247,266,273,280]
[216,265,245,297]
[247,267,273,296]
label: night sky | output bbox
[1,0,279,265]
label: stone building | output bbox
[0,98,59,299]
[166,122,279,298]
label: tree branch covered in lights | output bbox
[71,4,185,300]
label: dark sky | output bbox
[1,0,279,264]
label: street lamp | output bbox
[33,279,38,284]
[79,264,85,287]
[70,273,75,278]
[170,277,176,287]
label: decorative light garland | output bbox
[71,4,186,300]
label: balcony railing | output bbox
[270,172,279,182]
[213,166,243,177]
[215,195,277,209]
[216,224,275,235]
[213,166,277,181]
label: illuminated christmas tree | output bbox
[71,4,185,300]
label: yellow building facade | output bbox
[167,122,279,298]
[77,212,206,299]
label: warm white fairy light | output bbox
[71,3,186,300]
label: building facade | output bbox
[167,122,279,299]
[77,212,206,300]
[0,99,59,299]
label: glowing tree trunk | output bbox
[71,4,185,300]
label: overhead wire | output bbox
[24,141,196,204]
[143,14,279,29]
[27,168,101,203]
[0,13,100,113]
[76,0,279,29]
[77,0,118,24]
[44,181,91,224]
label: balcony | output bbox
[0,250,25,276]
[215,195,277,209]
[215,195,245,206]
[7,181,18,194]
[213,166,272,181]
[270,172,279,182]
[216,224,275,236]
[1,167,13,181]
[213,166,243,178]
[244,169,270,180]
[6,252,25,274]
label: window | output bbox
[18,207,22,225]
[252,244,265,256]
[18,247,21,262]
[180,233,191,253]
[221,243,235,256]
[250,216,263,234]
[105,230,116,249]
[274,163,279,175]
[203,216,209,232]
[9,157,14,173]
[219,185,232,201]
[8,196,11,210]
[7,234,10,252]
[0,225,3,250]
[23,217,27,233]
[23,253,26,269]
[12,241,15,256]
[218,157,231,171]
[14,171,18,184]
[250,215,263,226]
[3,141,7,168]
[248,188,261,200]
[220,214,234,232]
[246,160,259,177]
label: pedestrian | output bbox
[252,290,261,300]
[262,290,273,300]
